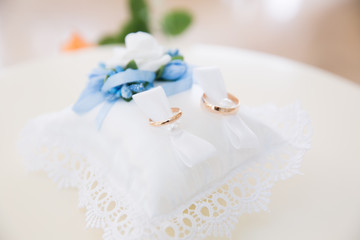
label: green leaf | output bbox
[129,0,149,23]
[98,35,120,45]
[104,75,110,82]
[121,0,150,41]
[122,96,133,102]
[171,55,184,61]
[125,60,138,70]
[161,10,193,36]
[98,0,151,45]
[156,65,165,79]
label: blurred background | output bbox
[0,0,359,84]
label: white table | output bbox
[1,45,359,240]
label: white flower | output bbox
[106,32,171,72]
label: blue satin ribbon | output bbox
[102,69,156,92]
[73,65,193,129]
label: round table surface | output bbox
[1,45,359,240]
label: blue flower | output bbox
[128,82,152,93]
[167,49,180,57]
[121,84,132,100]
[115,66,124,73]
[161,60,187,80]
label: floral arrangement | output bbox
[62,0,192,52]
[99,0,193,45]
[73,32,192,128]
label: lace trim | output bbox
[18,103,311,240]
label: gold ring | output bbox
[201,93,240,115]
[149,107,182,126]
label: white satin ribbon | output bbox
[133,87,216,167]
[194,66,259,149]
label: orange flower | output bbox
[62,33,93,52]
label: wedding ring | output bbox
[201,93,240,115]
[149,107,182,126]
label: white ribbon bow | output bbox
[194,66,259,149]
[133,87,216,167]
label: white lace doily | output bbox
[18,92,311,240]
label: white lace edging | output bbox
[18,103,312,240]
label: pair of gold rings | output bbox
[149,93,240,127]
